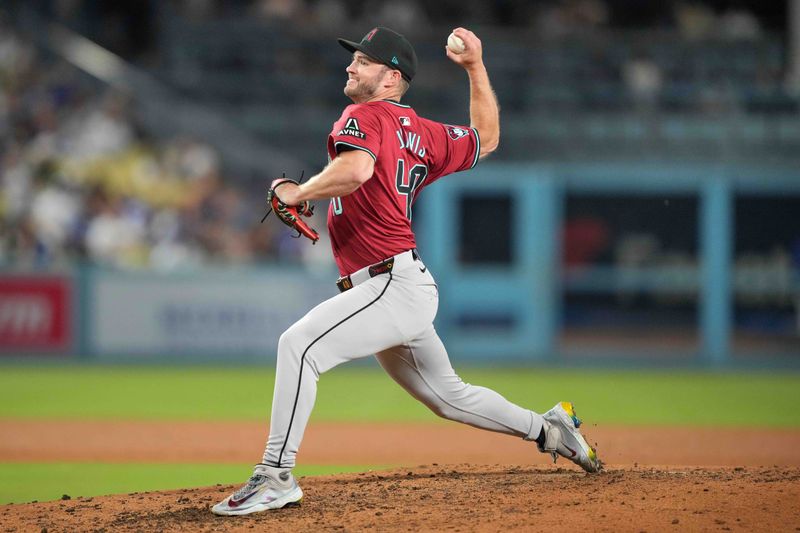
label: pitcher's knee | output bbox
[426,399,463,422]
[277,322,329,379]
[423,385,474,422]
[277,323,311,365]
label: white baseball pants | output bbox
[262,249,544,468]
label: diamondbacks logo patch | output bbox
[338,117,366,139]
[399,116,411,126]
[446,125,469,140]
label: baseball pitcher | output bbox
[213,26,601,516]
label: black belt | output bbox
[337,249,420,293]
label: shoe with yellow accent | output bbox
[538,402,602,473]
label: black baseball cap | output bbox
[338,27,418,82]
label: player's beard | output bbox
[344,75,381,103]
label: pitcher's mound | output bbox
[3,464,799,532]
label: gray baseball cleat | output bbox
[211,464,303,515]
[537,401,603,473]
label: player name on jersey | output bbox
[395,129,427,157]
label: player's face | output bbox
[344,52,390,102]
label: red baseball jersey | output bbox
[327,100,480,275]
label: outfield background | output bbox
[2,0,800,507]
[2,366,799,504]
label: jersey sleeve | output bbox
[430,123,480,178]
[329,104,382,161]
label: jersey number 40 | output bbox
[331,159,428,220]
[395,159,428,220]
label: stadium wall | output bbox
[1,162,798,366]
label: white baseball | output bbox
[447,32,465,54]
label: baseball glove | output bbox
[264,177,320,244]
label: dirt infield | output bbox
[2,465,799,532]
[2,421,800,531]
[3,420,800,466]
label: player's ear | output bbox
[388,69,403,89]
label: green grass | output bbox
[0,463,386,505]
[1,365,799,505]
[1,365,799,426]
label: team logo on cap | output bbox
[338,117,366,139]
[446,125,469,140]
[363,28,378,43]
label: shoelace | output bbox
[232,474,267,500]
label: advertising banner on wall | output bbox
[90,269,338,361]
[0,275,72,353]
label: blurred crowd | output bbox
[0,1,791,274]
[20,0,773,62]
[0,23,320,271]
[163,0,787,117]
[168,0,765,39]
